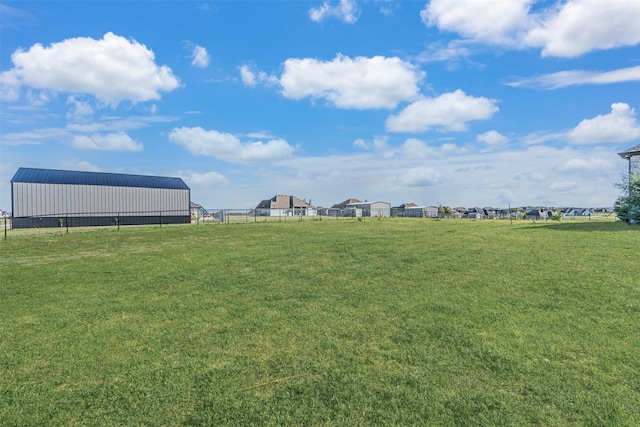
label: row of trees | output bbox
[614,173,640,224]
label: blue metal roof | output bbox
[10,168,190,190]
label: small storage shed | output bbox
[10,167,190,228]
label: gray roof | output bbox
[256,195,311,209]
[618,144,640,159]
[10,167,190,190]
[331,198,362,209]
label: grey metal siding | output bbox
[12,182,189,217]
[11,168,191,228]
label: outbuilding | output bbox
[345,201,391,218]
[10,167,190,229]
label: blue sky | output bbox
[1,0,639,211]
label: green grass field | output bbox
[1,219,639,425]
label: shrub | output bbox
[614,173,640,224]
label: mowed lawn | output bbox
[1,219,639,426]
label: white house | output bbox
[255,195,316,216]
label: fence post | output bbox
[66,214,69,234]
[159,211,162,228]
[3,216,6,240]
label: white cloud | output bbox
[238,65,278,87]
[181,171,228,186]
[477,130,509,145]
[399,138,435,159]
[506,65,640,89]
[69,132,143,151]
[421,0,532,46]
[239,65,257,86]
[526,0,640,57]
[396,138,468,159]
[496,189,515,205]
[169,126,295,163]
[1,114,177,148]
[66,96,94,122]
[568,103,640,144]
[191,45,210,68]
[246,131,276,139]
[309,0,360,23]
[352,136,387,150]
[1,32,180,105]
[377,0,397,16]
[76,161,101,172]
[520,131,564,146]
[421,0,640,57]
[415,40,475,64]
[386,89,498,133]
[173,142,620,210]
[558,157,615,173]
[514,171,547,182]
[280,54,424,109]
[353,138,368,150]
[0,68,21,101]
[549,180,577,192]
[351,136,395,158]
[398,166,444,187]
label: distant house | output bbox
[593,207,613,214]
[562,208,590,218]
[345,201,391,218]
[329,198,362,216]
[526,209,546,220]
[392,204,438,218]
[255,195,315,216]
[190,202,206,220]
[495,208,513,218]
[465,207,485,220]
[331,198,362,209]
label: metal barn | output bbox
[345,201,391,218]
[10,168,191,229]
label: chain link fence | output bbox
[2,207,619,240]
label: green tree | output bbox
[438,205,453,219]
[614,173,640,224]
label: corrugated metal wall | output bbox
[12,182,190,217]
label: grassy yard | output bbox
[1,219,639,425]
